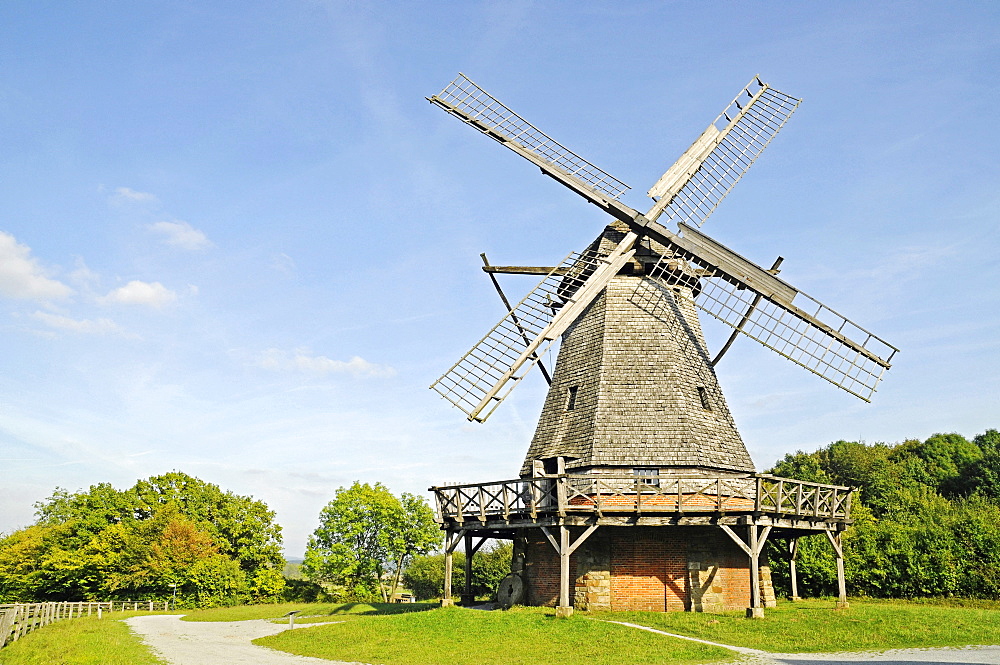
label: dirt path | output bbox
[126,615,363,665]
[127,613,1000,665]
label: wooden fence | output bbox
[432,473,853,523]
[0,600,171,649]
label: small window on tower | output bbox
[566,386,579,411]
[634,468,660,487]
[697,386,712,411]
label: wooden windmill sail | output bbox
[429,74,898,433]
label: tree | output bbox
[402,552,457,601]
[403,541,513,601]
[302,482,440,601]
[968,430,1000,499]
[891,433,982,497]
[471,541,513,600]
[129,472,285,591]
[0,472,285,605]
[766,430,1000,601]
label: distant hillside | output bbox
[283,559,304,580]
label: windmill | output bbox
[427,74,897,618]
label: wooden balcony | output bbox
[431,473,852,527]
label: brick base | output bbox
[522,526,767,612]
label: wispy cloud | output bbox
[30,311,124,336]
[67,258,101,291]
[255,348,395,377]
[270,253,296,274]
[148,220,213,251]
[100,280,177,308]
[109,187,159,206]
[0,232,73,301]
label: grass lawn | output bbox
[603,597,1000,653]
[9,598,999,665]
[254,605,735,665]
[0,611,177,665]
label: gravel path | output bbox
[126,613,1000,665]
[126,615,363,665]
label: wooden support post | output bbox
[825,530,849,608]
[747,525,763,619]
[442,529,456,607]
[719,523,770,619]
[462,532,476,606]
[788,538,801,601]
[836,554,848,608]
[555,524,573,618]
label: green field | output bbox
[6,598,1000,665]
[254,605,733,665]
[604,597,1000,652]
[255,598,1000,664]
[0,611,177,665]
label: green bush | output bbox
[768,429,1000,600]
[403,541,512,601]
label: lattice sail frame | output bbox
[429,73,630,202]
[645,77,801,229]
[428,72,899,418]
[431,234,637,421]
[634,249,899,401]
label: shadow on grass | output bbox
[323,602,436,616]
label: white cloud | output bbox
[68,258,100,291]
[148,220,213,251]
[270,253,296,274]
[110,187,159,205]
[31,311,123,335]
[100,281,177,308]
[0,232,73,301]
[255,348,395,377]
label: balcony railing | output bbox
[431,474,852,523]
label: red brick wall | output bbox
[524,538,573,606]
[609,529,688,611]
[718,543,751,611]
[522,526,753,612]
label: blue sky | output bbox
[1,1,998,556]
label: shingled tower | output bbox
[522,225,754,479]
[426,74,898,618]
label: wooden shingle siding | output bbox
[522,269,755,477]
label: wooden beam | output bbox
[720,523,771,618]
[557,525,572,616]
[539,526,560,553]
[462,533,474,603]
[566,524,600,556]
[748,525,762,616]
[469,536,489,557]
[442,529,455,606]
[718,524,751,556]
[480,254,552,385]
[788,537,801,601]
[711,256,784,366]
[825,530,849,607]
[482,265,564,275]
